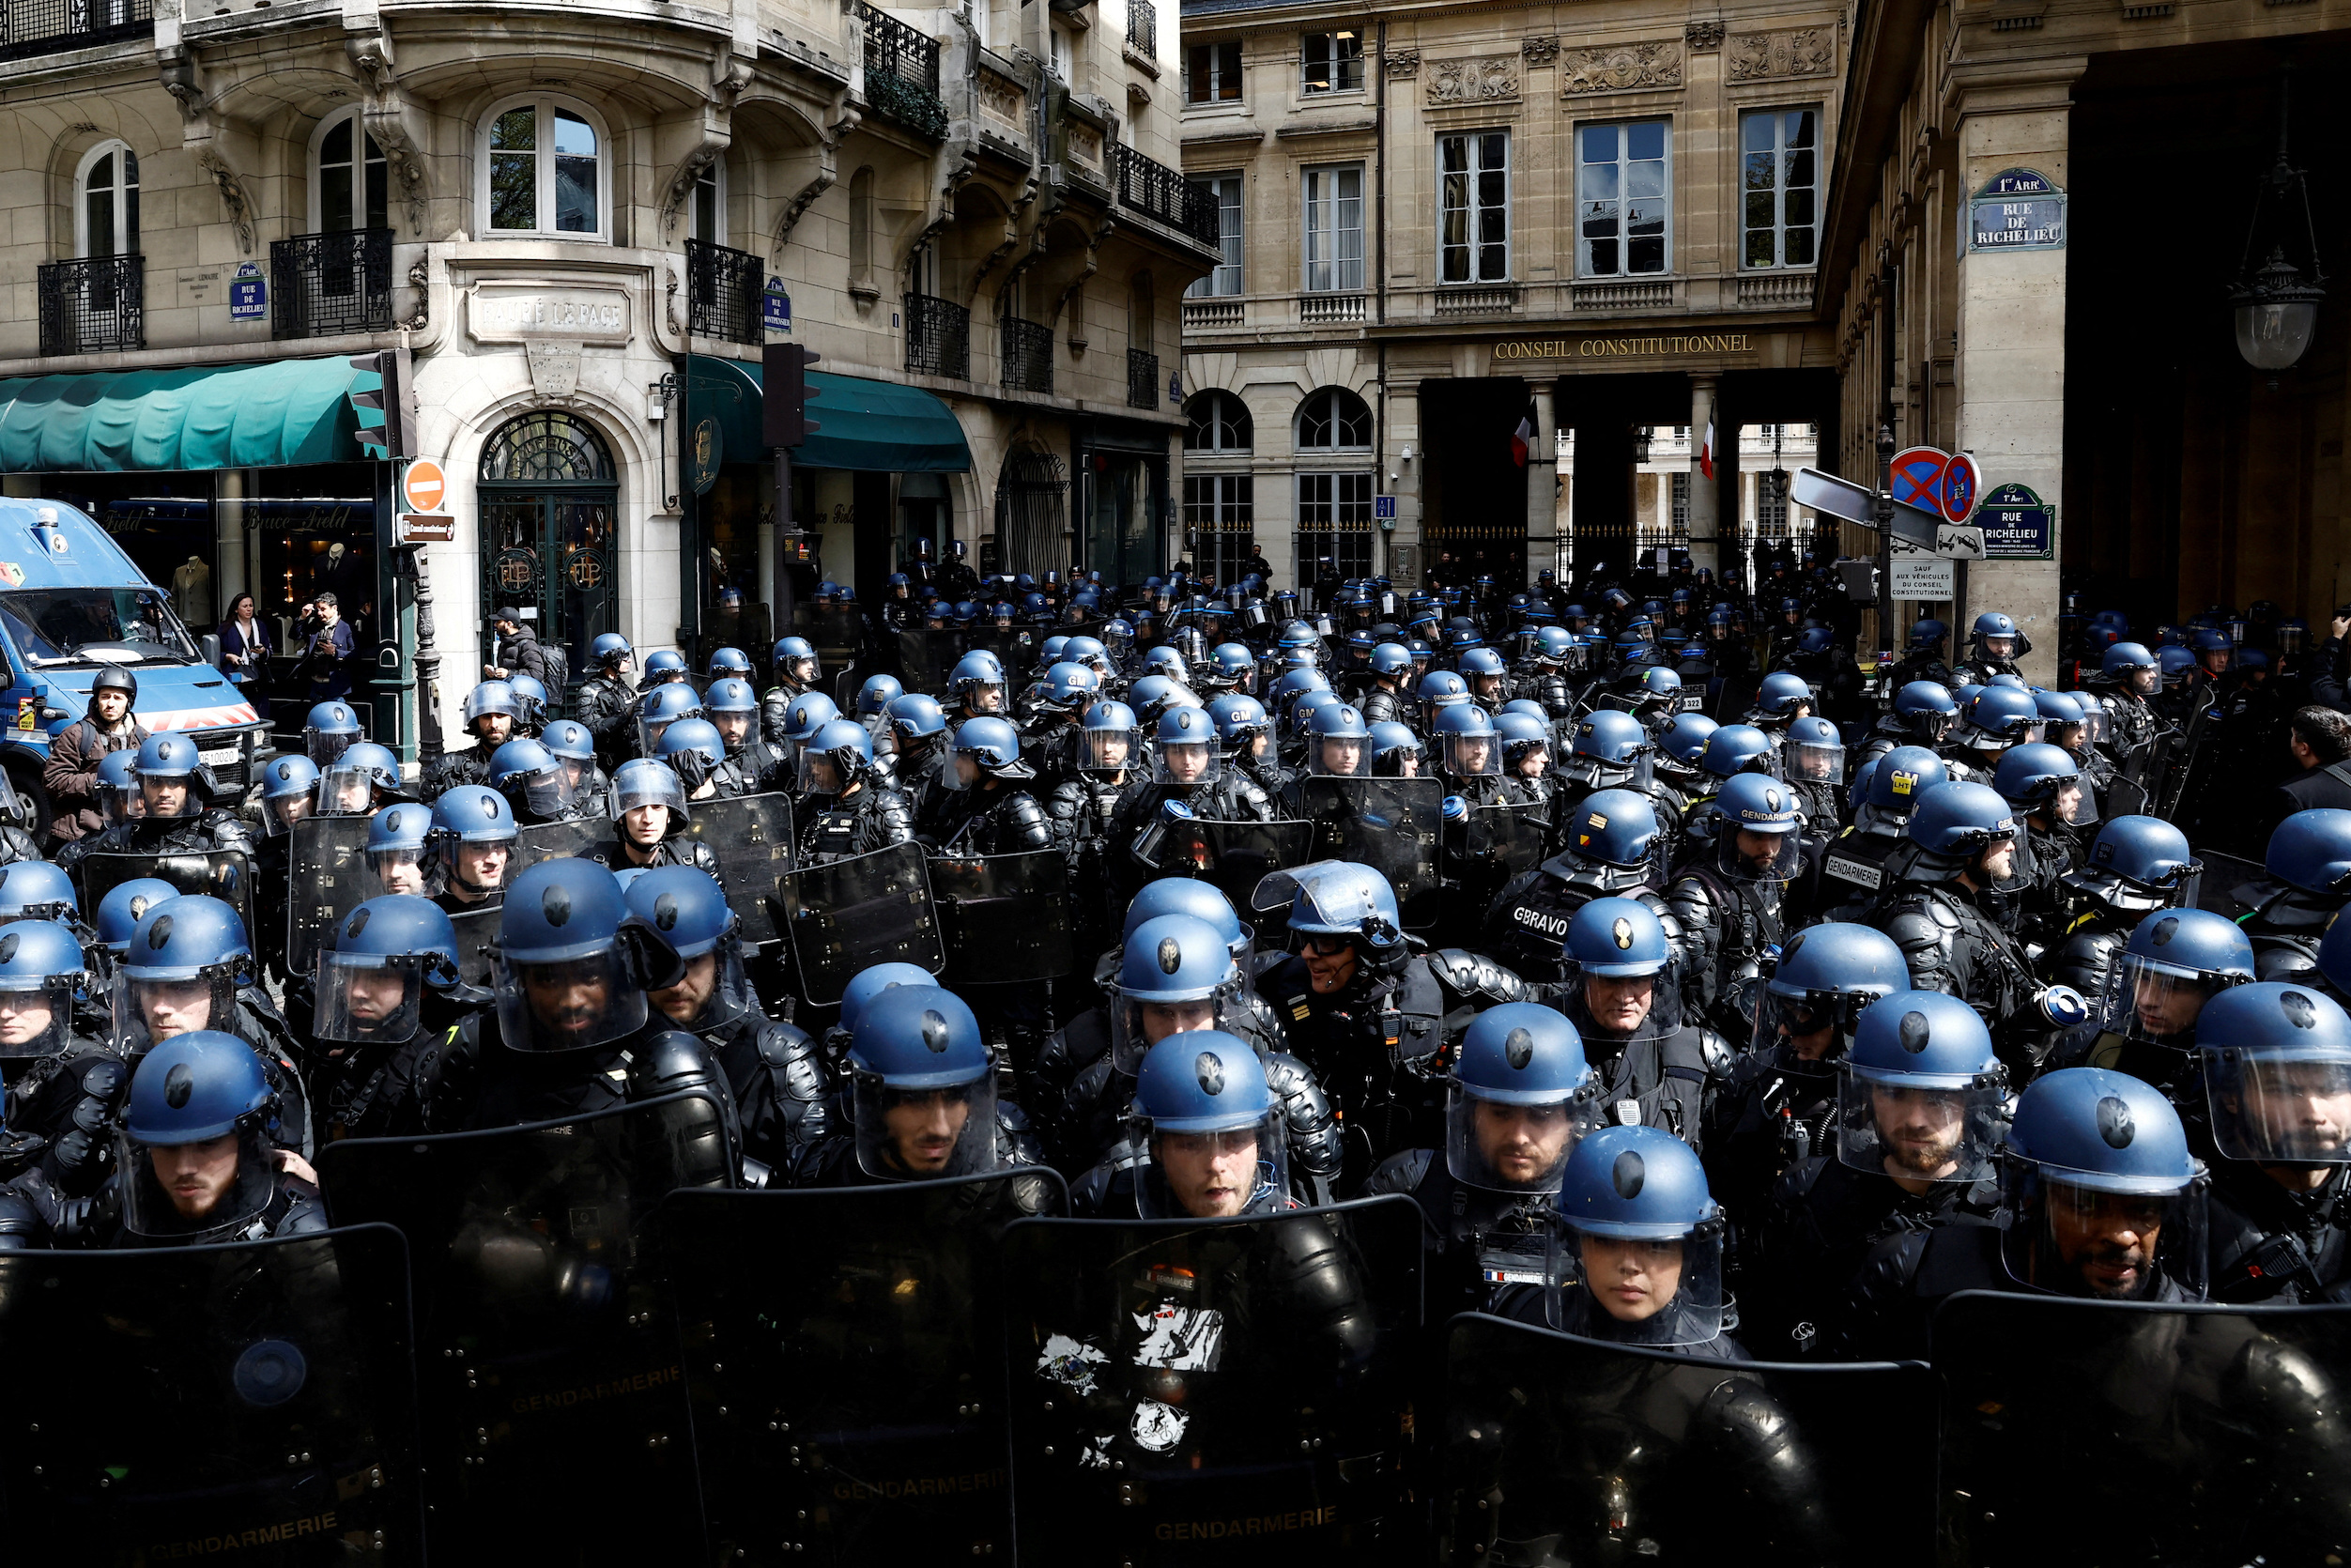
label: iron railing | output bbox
[1109,143,1219,247]
[859,0,947,139]
[905,292,970,378]
[38,254,142,355]
[687,238,763,346]
[0,0,150,60]
[1000,315,1053,394]
[1127,347,1160,409]
[1126,0,1155,56]
[269,228,393,340]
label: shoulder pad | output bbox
[1428,949,1525,1004]
[79,1056,129,1100]
[755,1021,818,1069]
[632,1029,722,1095]
[1360,1145,1435,1197]
[1695,1027,1734,1076]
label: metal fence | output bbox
[1000,315,1053,395]
[0,0,150,60]
[859,0,947,139]
[1127,347,1159,409]
[905,291,970,378]
[270,228,393,340]
[1109,142,1219,247]
[38,254,142,355]
[1125,0,1155,56]
[686,238,763,346]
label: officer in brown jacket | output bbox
[43,667,147,846]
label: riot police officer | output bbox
[704,677,788,793]
[1667,772,1806,1038]
[1530,1124,1740,1355]
[574,632,639,771]
[541,719,609,807]
[1046,699,1141,946]
[422,680,522,801]
[636,683,705,765]
[301,699,363,771]
[1211,693,1289,798]
[112,894,307,1152]
[2195,981,2351,1302]
[1359,642,1415,726]
[1887,618,1955,689]
[111,1031,324,1245]
[488,737,587,825]
[1854,681,1959,774]
[1072,1030,1293,1218]
[90,732,255,858]
[793,719,914,865]
[2044,813,2199,998]
[1945,684,2041,785]
[760,636,822,745]
[946,649,1009,723]
[429,784,516,915]
[2239,808,2351,982]
[307,894,489,1140]
[2061,906,2252,1097]
[2088,641,2171,804]
[1109,706,1273,892]
[655,718,736,803]
[799,983,1039,1191]
[318,741,408,818]
[591,759,720,874]
[1,918,119,1198]
[1782,715,1847,830]
[1496,710,1554,809]
[1956,610,2030,685]
[1548,897,1727,1148]
[926,715,1056,856]
[1990,741,2090,941]
[1483,787,1681,983]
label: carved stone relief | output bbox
[1560,41,1683,96]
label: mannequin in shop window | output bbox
[173,556,212,628]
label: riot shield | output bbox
[1162,819,1318,922]
[2102,772,2151,820]
[1293,776,1443,931]
[315,1093,721,1563]
[0,1223,423,1564]
[929,846,1077,984]
[510,815,602,869]
[662,1170,1070,1565]
[680,791,795,945]
[281,814,372,978]
[83,846,257,952]
[2194,849,2268,917]
[1003,1196,1423,1566]
[2157,702,2212,822]
[446,902,499,985]
[899,628,971,695]
[774,838,945,1005]
[1445,802,1550,920]
[1439,1312,1931,1566]
[1934,1290,2351,1566]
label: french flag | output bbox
[1511,402,1535,467]
[1698,417,1716,481]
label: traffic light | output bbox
[762,344,822,449]
[348,348,416,460]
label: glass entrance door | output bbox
[477,411,621,684]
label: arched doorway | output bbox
[477,410,620,682]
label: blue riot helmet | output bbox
[947,650,1008,716]
[1040,635,1072,669]
[363,803,437,897]
[0,920,85,1058]
[1113,913,1249,1072]
[1309,702,1374,778]
[951,715,1034,786]
[1558,789,1664,892]
[313,895,466,1043]
[2101,640,2162,699]
[1206,642,1255,691]
[1560,896,1681,1046]
[131,731,210,819]
[1206,693,1270,765]
[96,878,178,959]
[1448,1002,1601,1194]
[848,984,999,1181]
[1138,644,1189,684]
[779,691,842,756]
[624,866,755,1033]
[1040,661,1100,715]
[1754,921,1908,1065]
[1952,682,1987,715]
[1252,859,1406,971]
[1749,670,1813,729]
[490,737,578,822]
[1786,715,1847,788]
[1613,663,1683,718]
[796,718,876,796]
[1417,669,1470,730]
[1958,685,2043,754]
[1291,689,1345,743]
[1894,681,1960,746]
[2095,908,2254,1064]
[2032,687,2094,748]
[1545,1124,1727,1344]
[637,682,706,757]
[542,717,601,790]
[1970,609,2028,663]
[1369,721,1424,777]
[837,961,942,1038]
[1999,1067,2205,1300]
[460,680,523,746]
[1076,699,1144,778]
[94,746,145,829]
[1562,708,1653,790]
[707,646,754,683]
[303,700,363,769]
[855,673,905,720]
[115,895,254,1053]
[319,741,405,816]
[1836,989,2006,1183]
[118,1030,282,1243]
[590,631,635,675]
[254,752,320,834]
[0,860,75,925]
[1898,781,2019,884]
[1369,641,1415,681]
[506,674,550,732]
[492,859,655,1053]
[2061,815,2198,915]
[1502,699,1551,725]
[1855,745,1948,835]
[2190,626,2233,675]
[1697,723,1779,786]
[1495,710,1551,777]
[1124,877,1253,969]
[1129,1030,1285,1219]
[884,693,950,775]
[1713,771,1805,882]
[1654,714,1718,787]
[1458,645,1508,701]
[773,636,820,688]
[610,761,691,851]
[2198,982,2351,1165]
[1150,704,1220,787]
[1434,702,1499,778]
[699,681,761,761]
[642,649,689,685]
[431,785,518,901]
[1909,617,1949,653]
[2266,808,2351,899]
[1993,742,2094,826]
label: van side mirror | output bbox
[200,633,223,672]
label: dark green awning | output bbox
[687,355,972,473]
[0,356,379,471]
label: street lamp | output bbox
[2231,72,2326,386]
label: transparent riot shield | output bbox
[446,903,499,985]
[0,1223,423,1564]
[661,1169,1070,1566]
[1445,803,1550,922]
[1293,776,1443,932]
[1161,819,1318,925]
[315,1092,724,1563]
[679,791,795,945]
[510,816,603,869]
[2191,849,2266,918]
[281,814,373,978]
[1004,1196,1423,1566]
[2102,773,2152,820]
[1439,1311,1932,1566]
[899,629,971,695]
[83,846,257,952]
[774,838,945,1005]
[1933,1290,2351,1566]
[929,846,1077,985]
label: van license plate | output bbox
[199,746,240,765]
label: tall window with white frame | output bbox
[1299,30,1362,94]
[1301,164,1364,294]
[315,110,388,233]
[1437,131,1510,286]
[1185,175,1243,298]
[1295,386,1375,578]
[78,141,138,259]
[690,160,723,244]
[1184,391,1255,582]
[484,99,604,239]
[1740,108,1819,269]
[1576,120,1669,277]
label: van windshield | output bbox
[0,588,197,668]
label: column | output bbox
[1950,61,2082,684]
[215,469,250,607]
[1687,376,1720,575]
[1525,382,1555,588]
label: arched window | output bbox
[480,98,607,240]
[1185,391,1252,452]
[1295,386,1371,451]
[478,409,618,482]
[478,410,620,679]
[76,140,138,257]
[311,108,388,233]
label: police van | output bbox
[0,498,270,832]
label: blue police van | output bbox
[0,498,271,832]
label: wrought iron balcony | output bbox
[1001,315,1053,395]
[1127,347,1160,409]
[1,0,150,61]
[269,228,392,340]
[859,1,946,140]
[905,292,970,378]
[38,254,142,355]
[1126,0,1155,57]
[687,238,763,346]
[1109,143,1219,248]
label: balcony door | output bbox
[478,411,621,684]
[65,141,139,351]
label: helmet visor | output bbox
[365,846,434,899]
[115,972,239,1054]
[1312,733,1373,778]
[137,769,202,820]
[440,836,515,899]
[2201,1050,2351,1164]
[1153,740,1221,786]
[121,1125,278,1242]
[2006,1173,2206,1301]
[853,1070,999,1182]
[1444,731,1500,778]
[493,948,650,1053]
[1716,823,1803,883]
[1445,1081,1598,1194]
[314,954,427,1043]
[1790,739,1847,786]
[1747,989,1862,1066]
[1110,975,1243,1076]
[0,976,73,1057]
[319,759,386,816]
[1544,1217,1725,1345]
[1836,1061,2003,1182]
[2098,952,2237,1048]
[1562,964,1683,1046]
[261,789,312,837]
[1080,725,1141,775]
[100,779,143,828]
[783,654,821,685]
[1133,1108,1288,1219]
[306,729,354,769]
[614,768,688,820]
[2075,706,2111,746]
[649,940,756,1035]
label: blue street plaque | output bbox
[1374,495,1397,520]
[1967,167,2066,254]
[228,261,267,321]
[1975,482,2054,560]
[761,276,792,333]
[1168,370,1183,402]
